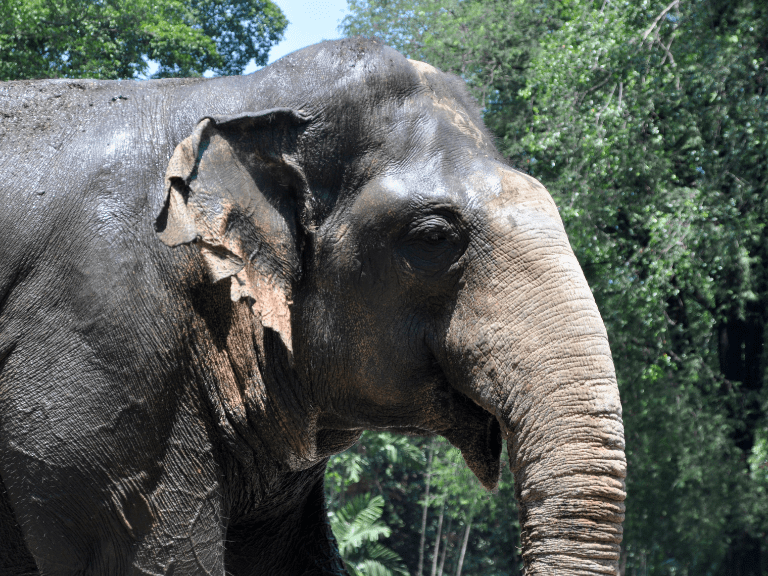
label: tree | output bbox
[416,440,435,576]
[326,433,521,576]
[0,0,287,80]
[428,441,490,576]
[339,0,564,159]
[518,2,768,572]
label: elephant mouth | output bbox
[370,388,503,491]
[315,428,365,459]
[312,362,503,489]
[439,389,503,491]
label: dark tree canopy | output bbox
[0,0,287,80]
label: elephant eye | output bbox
[399,215,466,274]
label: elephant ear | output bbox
[155,108,310,354]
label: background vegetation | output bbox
[0,0,286,79]
[2,0,766,574]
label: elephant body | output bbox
[0,74,341,574]
[0,39,626,575]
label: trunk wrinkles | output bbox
[505,331,626,574]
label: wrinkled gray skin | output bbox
[0,39,626,575]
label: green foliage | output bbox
[339,0,563,159]
[340,0,768,573]
[326,433,521,576]
[750,429,768,514]
[332,494,392,556]
[0,0,287,80]
[326,432,424,509]
[330,493,410,576]
[429,440,489,519]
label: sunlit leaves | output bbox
[520,1,768,572]
[329,494,410,576]
[326,433,521,575]
[0,0,287,80]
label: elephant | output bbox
[0,38,626,575]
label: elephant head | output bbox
[156,39,626,574]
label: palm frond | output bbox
[329,493,410,576]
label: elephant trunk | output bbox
[442,171,626,574]
[506,326,626,574]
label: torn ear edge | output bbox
[155,118,214,247]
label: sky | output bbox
[145,1,350,77]
[246,0,352,73]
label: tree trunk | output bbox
[417,441,435,576]
[430,502,445,576]
[719,317,765,575]
[454,517,472,576]
[437,517,452,576]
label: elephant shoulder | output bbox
[0,80,185,259]
[0,79,204,350]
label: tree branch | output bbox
[642,0,679,43]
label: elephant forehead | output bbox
[374,165,451,201]
[349,175,478,229]
[408,59,491,150]
[347,160,525,223]
[365,160,552,212]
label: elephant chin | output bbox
[442,396,503,491]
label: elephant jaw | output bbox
[440,391,504,491]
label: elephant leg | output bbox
[3,475,226,576]
[0,342,227,575]
[1,420,227,576]
[225,470,347,576]
[129,476,227,576]
[1,465,136,574]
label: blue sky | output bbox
[145,1,350,77]
[247,0,352,72]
